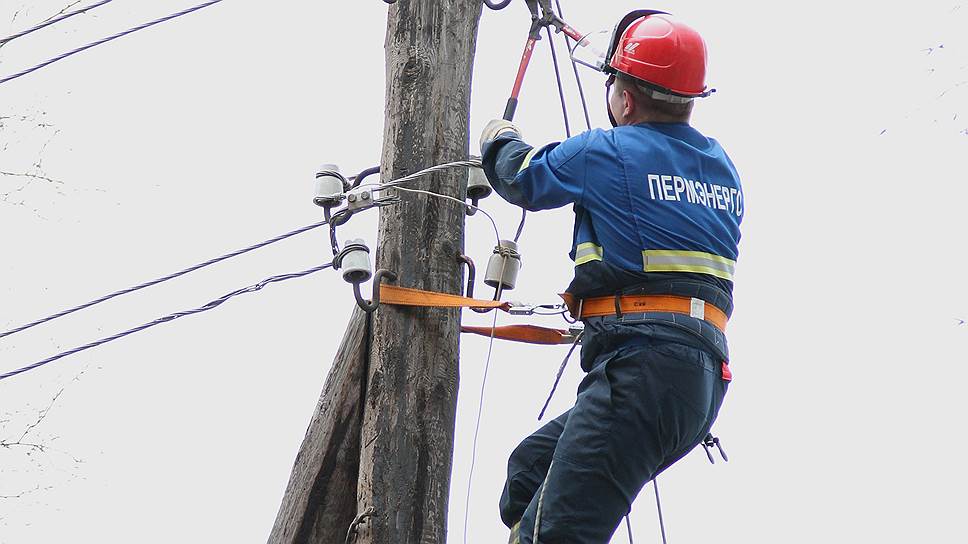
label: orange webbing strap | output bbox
[461,324,574,345]
[379,283,511,311]
[561,292,728,333]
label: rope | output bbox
[536,331,582,421]
[654,477,668,544]
[0,219,329,340]
[0,0,227,86]
[463,255,509,544]
[0,0,115,46]
[0,263,332,382]
[625,514,635,544]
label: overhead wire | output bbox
[554,0,592,131]
[0,263,333,382]
[0,219,329,340]
[0,0,115,46]
[512,0,578,245]
[393,186,501,246]
[0,0,227,86]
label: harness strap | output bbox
[461,324,575,345]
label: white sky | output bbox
[1,1,966,542]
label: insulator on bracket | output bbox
[466,159,492,217]
[314,164,348,207]
[484,239,521,292]
[466,160,492,202]
[335,239,372,285]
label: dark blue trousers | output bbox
[500,322,729,543]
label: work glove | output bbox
[479,118,521,154]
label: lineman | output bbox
[479,11,743,544]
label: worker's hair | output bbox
[616,75,694,121]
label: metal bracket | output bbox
[353,269,398,314]
[457,253,476,299]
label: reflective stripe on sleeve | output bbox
[517,147,541,173]
[575,242,603,265]
[642,249,736,281]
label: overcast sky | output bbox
[1,1,967,543]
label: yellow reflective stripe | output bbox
[509,521,521,544]
[574,242,603,265]
[518,147,541,173]
[642,249,736,281]
[644,249,736,265]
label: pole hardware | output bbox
[484,239,522,294]
[457,253,477,299]
[335,239,372,284]
[314,164,349,208]
[465,158,492,216]
[702,433,728,464]
[335,239,398,313]
[354,270,398,314]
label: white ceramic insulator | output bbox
[341,239,372,284]
[314,163,345,206]
[484,239,521,291]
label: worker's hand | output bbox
[480,119,521,154]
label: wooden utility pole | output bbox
[270,2,483,543]
[357,1,483,543]
[269,309,369,543]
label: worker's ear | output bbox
[622,89,635,120]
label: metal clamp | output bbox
[702,433,728,464]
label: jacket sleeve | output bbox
[480,130,593,211]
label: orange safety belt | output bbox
[379,283,511,311]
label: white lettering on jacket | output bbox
[645,173,743,217]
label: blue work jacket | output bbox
[481,123,743,360]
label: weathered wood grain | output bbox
[268,308,369,544]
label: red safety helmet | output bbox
[605,10,712,100]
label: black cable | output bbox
[546,25,572,138]
[483,0,513,10]
[351,165,380,189]
[554,0,592,131]
[513,208,527,243]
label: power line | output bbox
[554,0,592,131]
[0,0,227,86]
[0,262,333,382]
[0,219,329,340]
[0,0,115,46]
